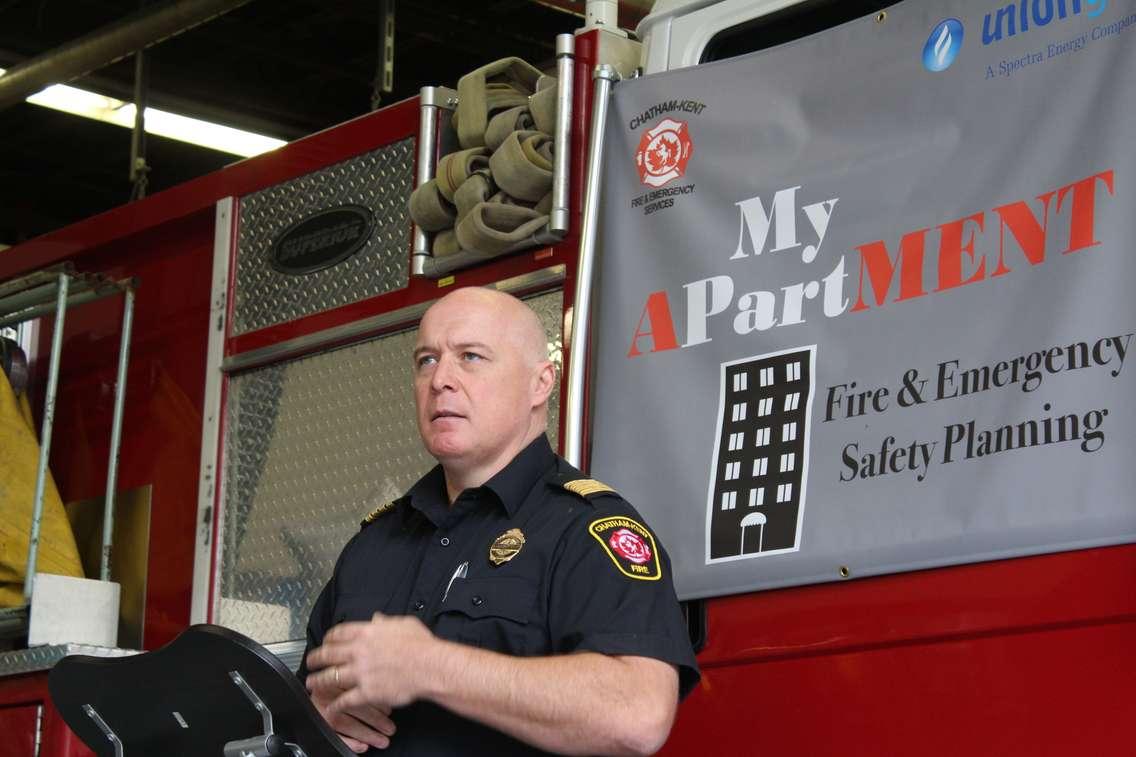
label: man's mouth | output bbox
[431,410,465,422]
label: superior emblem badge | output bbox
[489,528,525,566]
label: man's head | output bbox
[413,288,556,490]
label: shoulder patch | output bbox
[587,516,661,581]
[558,477,619,499]
[360,500,397,527]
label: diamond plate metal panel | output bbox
[217,291,563,643]
[233,139,415,335]
[0,644,138,676]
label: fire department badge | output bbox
[635,118,693,188]
[489,528,525,566]
[588,516,661,581]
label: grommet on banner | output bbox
[839,566,851,578]
[876,11,887,23]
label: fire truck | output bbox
[0,0,1132,754]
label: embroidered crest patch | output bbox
[587,516,661,581]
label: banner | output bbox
[589,0,1136,599]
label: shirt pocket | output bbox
[333,588,397,625]
[430,576,545,656]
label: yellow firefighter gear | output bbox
[0,370,84,606]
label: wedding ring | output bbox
[334,666,341,686]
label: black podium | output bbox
[49,624,355,756]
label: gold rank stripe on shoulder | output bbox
[361,500,397,525]
[562,478,617,498]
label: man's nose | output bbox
[430,354,457,392]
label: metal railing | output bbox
[411,34,576,279]
[0,264,137,603]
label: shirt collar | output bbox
[405,434,556,524]
[483,434,556,518]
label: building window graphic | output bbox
[707,346,814,562]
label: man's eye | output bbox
[416,355,437,369]
[461,352,483,362]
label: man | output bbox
[303,287,699,755]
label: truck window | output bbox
[699,0,900,63]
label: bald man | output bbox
[302,288,699,756]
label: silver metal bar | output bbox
[230,670,275,735]
[0,265,73,301]
[0,283,66,318]
[380,0,395,94]
[549,34,575,234]
[24,273,69,600]
[192,197,235,624]
[263,639,307,673]
[0,282,128,331]
[101,287,135,581]
[83,704,124,757]
[585,0,620,28]
[0,276,99,318]
[0,0,255,111]
[128,47,149,200]
[0,605,29,641]
[412,65,573,278]
[222,264,566,373]
[33,704,42,757]
[419,227,564,280]
[411,86,448,277]
[563,65,619,470]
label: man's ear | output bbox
[531,360,556,407]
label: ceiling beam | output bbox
[0,0,256,112]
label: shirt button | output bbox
[471,595,484,606]
[440,537,451,546]
[413,600,425,611]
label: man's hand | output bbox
[308,611,680,755]
[306,612,437,713]
[307,686,397,753]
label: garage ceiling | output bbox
[0,0,618,247]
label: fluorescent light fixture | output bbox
[0,67,286,157]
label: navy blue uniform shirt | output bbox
[302,434,700,755]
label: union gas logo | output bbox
[924,18,965,71]
[635,118,693,188]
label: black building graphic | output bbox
[707,347,814,561]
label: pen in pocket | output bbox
[442,561,468,602]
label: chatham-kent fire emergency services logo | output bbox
[589,516,661,580]
[610,528,651,563]
[635,118,693,188]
